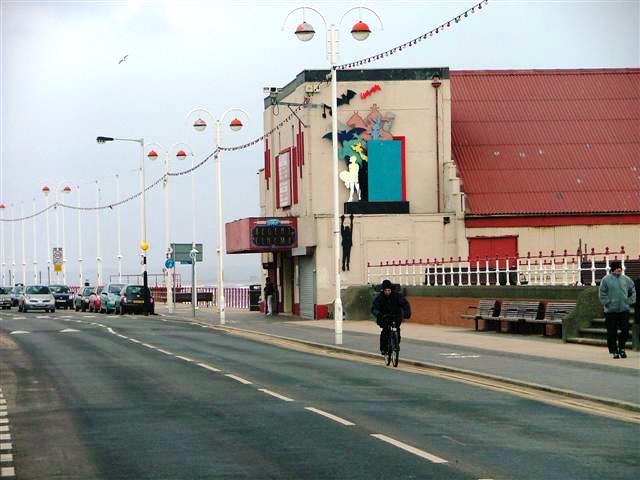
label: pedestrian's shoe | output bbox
[381,350,387,356]
[613,352,620,359]
[619,350,627,358]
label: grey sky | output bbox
[0,0,638,286]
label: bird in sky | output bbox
[118,54,128,64]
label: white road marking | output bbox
[0,454,12,462]
[0,420,7,425]
[258,388,294,402]
[197,363,220,372]
[225,374,252,385]
[0,427,7,433]
[305,407,355,426]
[8,331,29,335]
[175,355,194,362]
[371,434,448,463]
[0,435,10,442]
[440,353,481,359]
[129,339,141,344]
[82,315,96,318]
[108,315,118,318]
[0,444,11,451]
[0,407,6,411]
[0,412,5,417]
[36,316,48,319]
[0,401,5,406]
[107,328,116,334]
[1,466,15,477]
[442,435,466,446]
[59,329,80,333]
[11,317,25,320]
[155,349,174,355]
[141,343,155,349]
[59,316,72,319]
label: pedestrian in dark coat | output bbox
[599,260,636,359]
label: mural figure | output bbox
[340,214,354,271]
[339,156,361,202]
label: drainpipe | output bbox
[431,75,442,213]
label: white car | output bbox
[0,286,12,309]
[18,285,56,313]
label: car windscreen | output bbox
[0,287,11,294]
[50,286,70,293]
[26,286,50,295]
[82,287,94,295]
[126,286,144,296]
[109,285,125,294]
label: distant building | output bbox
[226,67,640,318]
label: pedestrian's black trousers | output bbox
[604,311,629,353]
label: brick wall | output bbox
[408,296,476,328]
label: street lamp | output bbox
[20,202,26,284]
[283,5,383,345]
[145,141,193,314]
[95,181,103,286]
[0,202,6,286]
[42,183,72,284]
[186,107,249,325]
[32,199,38,284]
[97,136,150,315]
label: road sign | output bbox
[54,263,63,272]
[171,243,203,264]
[165,258,175,269]
[52,247,63,264]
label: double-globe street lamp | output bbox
[283,5,382,344]
[96,136,150,315]
[186,107,248,325]
[42,183,72,284]
[145,142,193,314]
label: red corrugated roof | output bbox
[450,69,640,216]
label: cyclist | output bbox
[371,279,411,355]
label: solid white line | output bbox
[225,374,252,385]
[129,339,141,344]
[197,363,220,372]
[107,328,116,334]
[155,349,173,355]
[0,444,11,451]
[371,434,448,463]
[141,343,155,349]
[258,388,294,402]
[304,407,355,426]
[175,355,194,362]
[0,453,12,462]
[1,466,15,477]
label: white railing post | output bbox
[449,258,455,286]
[590,249,596,286]
[441,258,447,286]
[426,260,431,286]
[505,258,511,286]
[562,252,569,286]
[457,257,463,286]
[485,259,490,286]
[475,260,481,286]
[516,260,522,286]
[466,258,472,286]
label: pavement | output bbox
[160,305,640,410]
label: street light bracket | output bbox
[282,6,328,32]
[338,5,384,30]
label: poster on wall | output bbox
[278,150,291,208]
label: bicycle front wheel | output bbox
[391,331,400,367]
[385,336,393,366]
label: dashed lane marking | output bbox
[258,388,295,402]
[225,374,252,385]
[1,466,15,477]
[59,329,80,333]
[36,316,48,319]
[197,363,221,372]
[10,317,25,320]
[371,434,448,464]
[0,413,5,418]
[8,331,29,335]
[0,435,10,442]
[0,427,7,433]
[0,420,7,425]
[155,349,173,355]
[175,355,194,362]
[304,407,355,426]
[0,445,10,452]
[0,454,12,463]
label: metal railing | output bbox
[367,247,639,287]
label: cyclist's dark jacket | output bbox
[371,290,411,326]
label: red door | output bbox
[468,236,518,267]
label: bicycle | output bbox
[381,314,401,367]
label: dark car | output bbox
[49,285,74,309]
[11,285,24,306]
[118,285,155,315]
[74,286,96,312]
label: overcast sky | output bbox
[0,0,638,287]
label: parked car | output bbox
[0,286,13,309]
[88,286,103,313]
[11,285,24,306]
[118,285,155,315]
[99,283,127,314]
[18,285,55,313]
[74,286,96,312]
[49,285,74,309]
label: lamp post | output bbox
[0,203,6,286]
[97,136,149,315]
[76,186,83,287]
[115,174,123,281]
[20,202,26,284]
[95,181,103,286]
[283,5,382,345]
[186,107,249,325]
[32,199,38,284]
[42,186,51,284]
[145,142,193,314]
[42,183,72,284]
[10,203,15,286]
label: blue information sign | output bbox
[165,258,175,269]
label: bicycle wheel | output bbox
[391,331,400,367]
[385,335,393,366]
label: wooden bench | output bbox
[526,302,576,336]
[174,292,214,306]
[461,299,500,331]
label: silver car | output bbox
[0,286,12,309]
[19,285,56,313]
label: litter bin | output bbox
[249,284,261,311]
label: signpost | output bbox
[52,248,63,275]
[171,243,203,318]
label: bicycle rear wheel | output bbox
[391,331,400,367]
[385,335,393,366]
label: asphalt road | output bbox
[0,309,638,479]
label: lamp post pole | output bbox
[186,108,248,325]
[0,203,5,286]
[95,181,103,286]
[44,192,51,284]
[116,174,123,281]
[283,5,382,345]
[10,204,16,286]
[32,199,38,284]
[20,203,26,284]
[77,187,83,287]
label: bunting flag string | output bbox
[337,0,489,70]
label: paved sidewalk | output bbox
[162,306,640,408]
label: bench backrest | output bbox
[478,299,499,317]
[544,302,576,321]
[501,300,542,320]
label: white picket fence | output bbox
[367,247,638,287]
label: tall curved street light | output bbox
[145,141,193,314]
[32,198,38,284]
[97,136,150,315]
[0,202,5,285]
[20,202,26,284]
[283,5,383,344]
[186,107,249,325]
